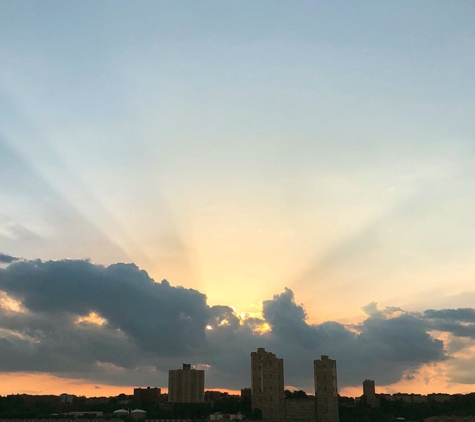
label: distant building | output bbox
[168,363,205,403]
[376,392,430,403]
[285,398,316,422]
[251,347,285,421]
[411,394,427,403]
[66,411,104,418]
[362,380,380,408]
[205,390,223,402]
[241,388,251,403]
[210,412,245,420]
[59,393,75,404]
[425,417,475,422]
[427,393,451,403]
[134,386,161,403]
[314,355,339,422]
[392,393,413,403]
[339,396,356,407]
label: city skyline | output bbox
[1,0,475,398]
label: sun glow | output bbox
[75,312,107,326]
[0,292,24,313]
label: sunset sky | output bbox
[1,0,475,397]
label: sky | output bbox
[0,0,475,397]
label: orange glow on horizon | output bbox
[0,372,244,398]
[0,373,134,397]
[339,361,475,398]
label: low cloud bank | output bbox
[0,257,470,390]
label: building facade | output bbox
[251,348,285,421]
[285,398,316,422]
[314,356,339,422]
[168,364,205,403]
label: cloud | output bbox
[0,253,18,263]
[423,308,475,339]
[0,259,209,357]
[424,308,475,323]
[0,256,469,391]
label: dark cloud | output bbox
[257,291,445,388]
[0,259,209,356]
[0,257,468,391]
[424,308,475,323]
[0,253,18,263]
[423,308,475,339]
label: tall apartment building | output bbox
[362,379,375,399]
[362,379,379,408]
[314,355,339,422]
[251,348,285,421]
[168,363,205,403]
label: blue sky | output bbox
[1,1,475,395]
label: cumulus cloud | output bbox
[0,257,470,391]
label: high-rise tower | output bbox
[168,363,204,403]
[251,348,285,421]
[314,355,339,422]
[362,379,379,408]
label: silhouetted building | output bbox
[427,393,451,402]
[362,380,379,408]
[117,393,132,404]
[168,363,205,403]
[251,348,285,421]
[210,412,245,420]
[412,394,426,403]
[134,386,161,403]
[241,388,252,403]
[392,393,412,403]
[338,396,356,407]
[59,393,75,404]
[205,390,223,402]
[314,355,339,422]
[285,398,316,422]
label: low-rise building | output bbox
[134,387,161,403]
[427,394,451,403]
[285,398,316,422]
[210,412,245,421]
[425,416,475,422]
